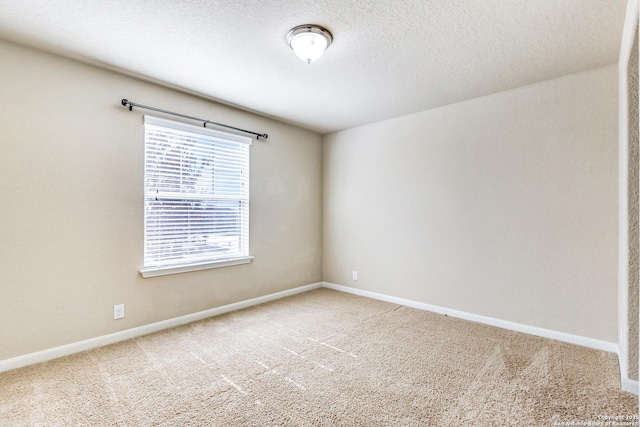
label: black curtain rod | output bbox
[121,99,268,140]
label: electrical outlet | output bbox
[114,304,125,320]
[352,271,358,281]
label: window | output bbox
[140,116,252,278]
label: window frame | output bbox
[139,115,253,278]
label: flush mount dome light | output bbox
[286,24,333,63]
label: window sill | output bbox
[140,256,254,278]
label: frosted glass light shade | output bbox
[286,25,333,63]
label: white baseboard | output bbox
[322,282,619,354]
[0,282,324,373]
[622,378,639,395]
[3,280,635,396]
[327,282,637,395]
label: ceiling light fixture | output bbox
[286,24,333,64]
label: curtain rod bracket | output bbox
[120,98,268,141]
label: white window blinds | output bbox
[143,116,251,270]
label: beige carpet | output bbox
[0,288,637,426]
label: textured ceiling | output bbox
[0,0,628,134]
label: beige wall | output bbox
[323,65,619,342]
[0,37,623,361]
[628,26,639,380]
[0,41,323,360]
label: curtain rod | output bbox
[121,99,268,140]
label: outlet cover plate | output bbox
[114,304,125,319]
